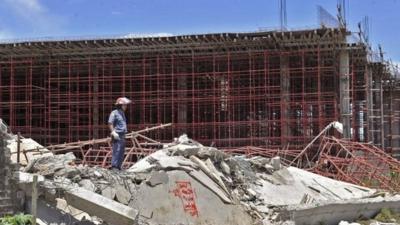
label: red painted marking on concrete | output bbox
[171,180,199,217]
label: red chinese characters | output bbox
[171,181,199,217]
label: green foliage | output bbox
[355,220,372,225]
[390,171,400,185]
[356,208,400,224]
[360,177,380,188]
[0,214,33,225]
[374,207,400,223]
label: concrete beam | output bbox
[63,185,138,225]
[283,196,400,225]
[17,172,138,225]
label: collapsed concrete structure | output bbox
[0,5,399,224]
[8,133,400,225]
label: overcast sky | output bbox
[0,0,399,61]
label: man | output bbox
[108,97,132,170]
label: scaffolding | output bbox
[0,28,399,155]
[311,136,400,192]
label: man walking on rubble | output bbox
[108,97,132,170]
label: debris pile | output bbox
[18,123,399,194]
[22,134,399,225]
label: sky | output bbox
[0,0,399,61]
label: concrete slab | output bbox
[131,170,252,225]
[283,195,400,225]
[115,185,131,205]
[158,155,197,171]
[252,167,376,206]
[188,169,232,204]
[287,167,375,200]
[127,150,167,173]
[146,171,169,187]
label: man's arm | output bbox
[109,123,114,132]
[108,112,119,140]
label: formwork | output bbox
[0,28,399,155]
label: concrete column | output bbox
[366,66,373,143]
[393,97,400,158]
[339,50,351,139]
[93,66,99,141]
[379,78,385,148]
[280,55,290,146]
[177,69,187,133]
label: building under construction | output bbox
[0,27,399,157]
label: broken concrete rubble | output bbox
[115,185,131,205]
[7,137,53,166]
[146,171,169,187]
[16,134,400,225]
[25,152,77,177]
[101,186,116,200]
[79,179,96,192]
